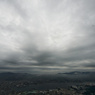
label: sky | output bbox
[0,0,95,74]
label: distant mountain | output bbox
[0,72,35,81]
[58,71,95,75]
[0,71,95,83]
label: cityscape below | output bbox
[0,71,95,95]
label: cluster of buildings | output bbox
[0,82,95,95]
[14,84,95,95]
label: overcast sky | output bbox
[0,0,95,74]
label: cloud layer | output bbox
[0,0,95,74]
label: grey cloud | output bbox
[83,63,95,68]
[0,0,95,73]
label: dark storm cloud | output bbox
[83,63,95,68]
[0,0,95,73]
